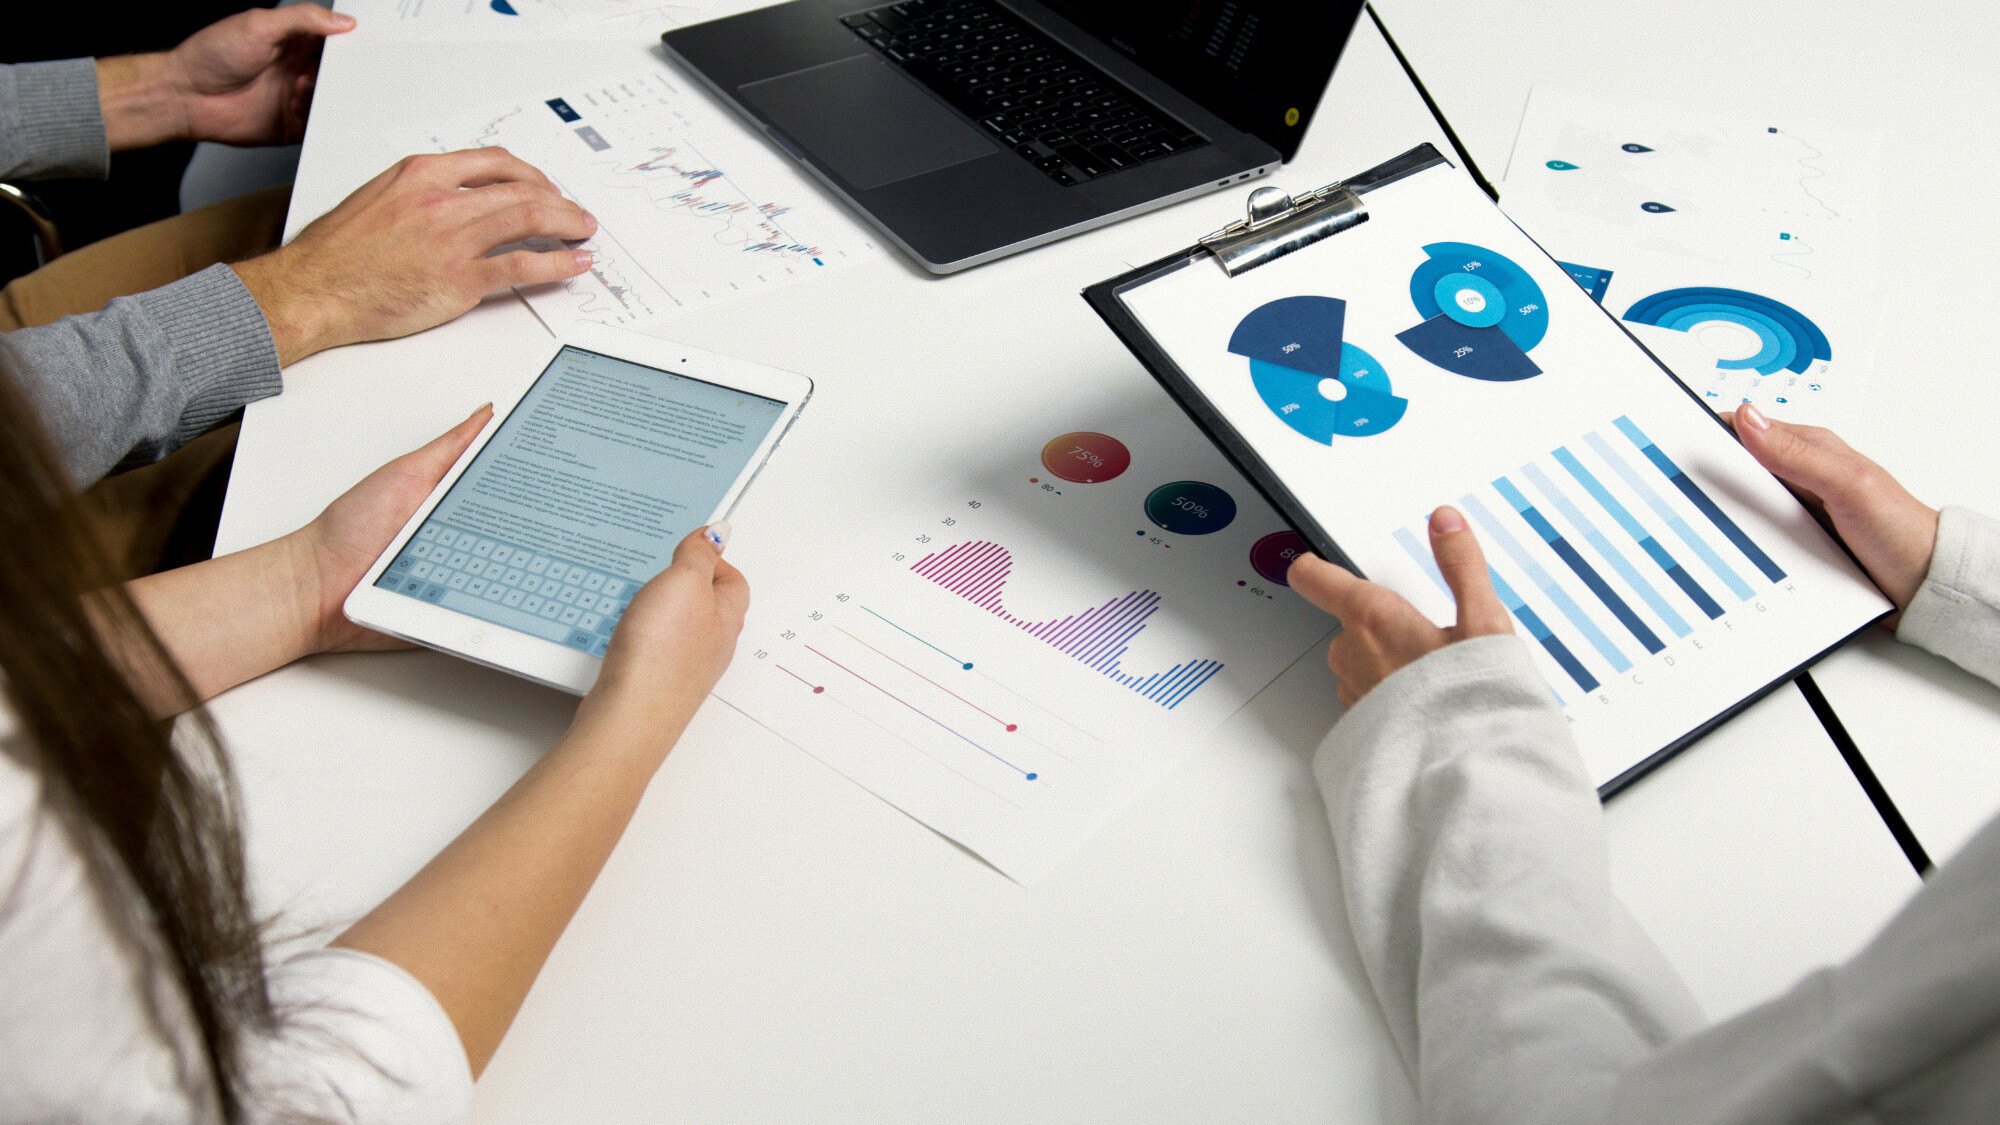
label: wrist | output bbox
[273,526,341,659]
[95,54,191,150]
[232,251,335,365]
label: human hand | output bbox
[574,526,750,743]
[283,405,494,654]
[1730,403,1938,624]
[232,148,596,364]
[96,5,356,151]
[1289,506,1514,707]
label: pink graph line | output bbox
[831,624,1016,731]
[804,645,1034,779]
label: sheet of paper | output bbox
[1115,161,1890,788]
[1498,86,1884,427]
[337,0,717,42]
[714,404,1334,883]
[388,70,880,332]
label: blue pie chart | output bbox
[1397,242,1549,381]
[1229,296,1407,441]
[1622,287,1830,376]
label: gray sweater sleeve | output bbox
[0,265,282,485]
[1313,635,1704,1123]
[1895,506,2000,685]
[0,60,110,180]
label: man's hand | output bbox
[1289,506,1514,707]
[1729,404,1938,625]
[232,147,596,364]
[97,5,356,151]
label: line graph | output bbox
[385,69,877,332]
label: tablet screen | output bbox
[374,345,788,655]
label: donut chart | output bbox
[1228,296,1408,442]
[1622,287,1831,376]
[1397,242,1548,381]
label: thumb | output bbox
[666,522,727,581]
[281,3,357,37]
[1427,506,1510,635]
[1733,404,1868,502]
[388,404,491,485]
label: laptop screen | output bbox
[1039,0,1363,162]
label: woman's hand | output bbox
[232,148,596,365]
[286,406,494,654]
[1730,404,1937,624]
[1289,506,1513,707]
[572,526,750,745]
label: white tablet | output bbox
[344,324,812,694]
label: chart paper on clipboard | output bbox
[1090,148,1890,790]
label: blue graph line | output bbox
[1461,494,1630,674]
[1614,416,1787,582]
[1553,446,1724,619]
[1585,431,1755,601]
[1520,461,1691,638]
[1494,476,1663,654]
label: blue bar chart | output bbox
[1397,416,1792,700]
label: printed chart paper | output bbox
[337,0,717,42]
[389,70,880,332]
[1499,86,1884,427]
[1116,161,1890,788]
[715,405,1334,883]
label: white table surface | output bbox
[211,5,1928,1119]
[1371,0,2000,865]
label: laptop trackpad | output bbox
[739,56,995,191]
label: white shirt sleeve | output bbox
[1312,634,1704,1123]
[243,947,474,1124]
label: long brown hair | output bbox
[0,359,269,1118]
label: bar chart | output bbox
[1397,415,1792,701]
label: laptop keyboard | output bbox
[841,0,1208,186]
[382,522,633,656]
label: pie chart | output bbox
[1228,296,1408,442]
[1622,287,1830,376]
[1396,242,1548,381]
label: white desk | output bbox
[1372,0,2000,866]
[211,7,1924,1119]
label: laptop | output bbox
[662,0,1364,273]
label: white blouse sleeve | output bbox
[242,947,473,1124]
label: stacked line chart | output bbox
[1395,415,1794,703]
[713,407,1334,881]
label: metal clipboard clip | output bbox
[1197,182,1368,276]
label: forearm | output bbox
[1897,506,2000,685]
[119,533,319,714]
[94,54,189,152]
[1317,636,1703,1122]
[332,701,690,1075]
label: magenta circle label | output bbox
[1040,431,1131,484]
[1249,531,1309,586]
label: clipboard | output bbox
[1079,143,1891,795]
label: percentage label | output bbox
[1039,431,1131,484]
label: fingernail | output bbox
[1429,506,1466,535]
[1738,403,1771,432]
[334,12,357,28]
[705,521,732,552]
[572,249,593,270]
[585,212,599,232]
